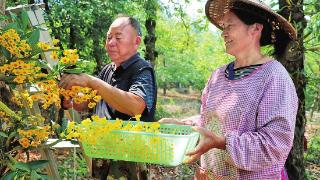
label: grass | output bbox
[155,89,201,120]
[305,112,320,179]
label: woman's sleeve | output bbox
[224,74,298,171]
[197,72,216,127]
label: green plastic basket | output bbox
[81,120,199,166]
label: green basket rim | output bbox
[108,130,199,137]
[80,120,197,137]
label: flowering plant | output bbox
[0,10,100,178]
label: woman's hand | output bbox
[185,126,226,164]
[158,118,185,125]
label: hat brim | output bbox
[205,0,297,40]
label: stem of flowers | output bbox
[17,85,32,115]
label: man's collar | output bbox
[120,53,140,70]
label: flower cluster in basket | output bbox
[64,114,161,141]
[0,10,100,178]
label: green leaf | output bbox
[6,131,18,147]
[20,11,30,31]
[0,46,11,59]
[28,160,49,170]
[0,131,8,138]
[36,59,52,69]
[9,11,18,23]
[63,68,84,74]
[30,170,40,180]
[13,162,31,172]
[38,174,51,180]
[4,22,19,31]
[28,29,40,46]
[1,171,17,180]
[0,14,8,22]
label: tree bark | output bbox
[69,22,76,49]
[143,0,158,67]
[144,18,157,67]
[0,0,5,13]
[0,0,6,27]
[278,1,307,179]
[0,0,7,175]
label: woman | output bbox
[160,0,298,179]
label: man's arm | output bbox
[60,73,146,116]
[90,76,146,116]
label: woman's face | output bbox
[220,11,254,56]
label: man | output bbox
[60,15,157,179]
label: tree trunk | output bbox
[278,1,307,179]
[69,23,76,49]
[0,0,7,175]
[90,17,107,73]
[0,0,5,13]
[0,0,6,27]
[92,33,104,73]
[143,0,158,67]
[144,18,157,67]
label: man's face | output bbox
[105,17,141,65]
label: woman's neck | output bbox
[234,49,269,69]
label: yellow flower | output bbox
[34,66,41,71]
[43,125,50,131]
[19,138,30,148]
[88,102,96,109]
[90,90,98,96]
[93,116,107,124]
[0,111,5,117]
[13,76,26,84]
[71,86,81,92]
[10,61,20,68]
[60,132,66,138]
[60,57,69,64]
[69,58,77,65]
[0,66,6,73]
[93,95,101,102]
[67,121,76,133]
[81,118,92,127]
[132,124,143,131]
[134,114,141,122]
[122,123,133,131]
[91,115,100,122]
[31,140,41,147]
[37,42,50,51]
[52,38,60,45]
[50,51,58,60]
[150,122,160,130]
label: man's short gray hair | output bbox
[116,14,142,36]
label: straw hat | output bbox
[205,0,297,40]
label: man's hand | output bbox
[61,97,88,112]
[59,73,93,90]
[185,126,226,164]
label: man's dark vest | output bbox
[99,59,157,122]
